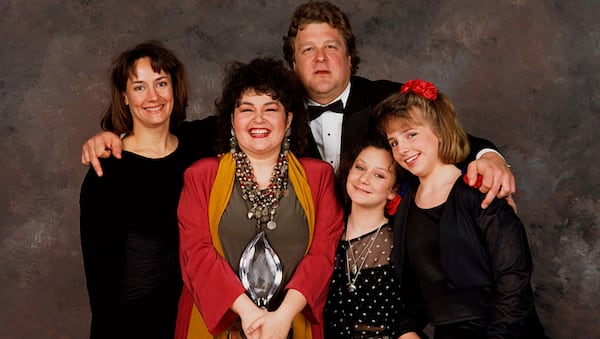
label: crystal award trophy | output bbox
[239,230,283,309]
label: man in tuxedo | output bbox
[82,1,514,207]
[281,1,514,207]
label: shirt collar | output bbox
[307,82,351,108]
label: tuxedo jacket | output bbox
[305,75,496,167]
[305,75,401,159]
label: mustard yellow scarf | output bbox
[186,152,315,338]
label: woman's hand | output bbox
[231,294,267,339]
[246,289,306,339]
[245,311,293,339]
[398,332,422,339]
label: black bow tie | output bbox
[307,100,344,121]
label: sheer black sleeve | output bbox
[477,198,536,338]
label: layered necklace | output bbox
[345,223,386,292]
[233,149,289,230]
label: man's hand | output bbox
[466,152,515,209]
[81,131,123,177]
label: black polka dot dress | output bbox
[324,224,406,338]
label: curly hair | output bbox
[100,40,188,134]
[334,135,407,217]
[213,57,309,156]
[373,90,470,165]
[283,1,361,75]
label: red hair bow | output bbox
[400,79,438,100]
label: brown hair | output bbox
[100,40,188,134]
[335,135,406,216]
[373,90,470,165]
[283,1,360,74]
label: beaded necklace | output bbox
[233,149,289,230]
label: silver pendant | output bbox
[247,211,254,219]
[266,220,277,230]
[347,282,356,292]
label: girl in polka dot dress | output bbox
[324,137,426,339]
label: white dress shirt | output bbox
[307,84,351,170]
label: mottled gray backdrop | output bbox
[1,0,598,338]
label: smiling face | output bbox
[293,23,352,104]
[232,89,292,160]
[384,107,442,179]
[123,57,174,130]
[346,146,398,211]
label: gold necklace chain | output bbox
[345,223,385,292]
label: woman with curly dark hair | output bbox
[212,58,310,157]
[175,57,344,339]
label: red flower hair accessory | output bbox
[400,79,437,100]
[385,195,402,216]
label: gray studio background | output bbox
[1,1,598,338]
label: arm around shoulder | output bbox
[81,131,123,177]
[464,134,515,208]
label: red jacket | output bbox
[176,155,344,338]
